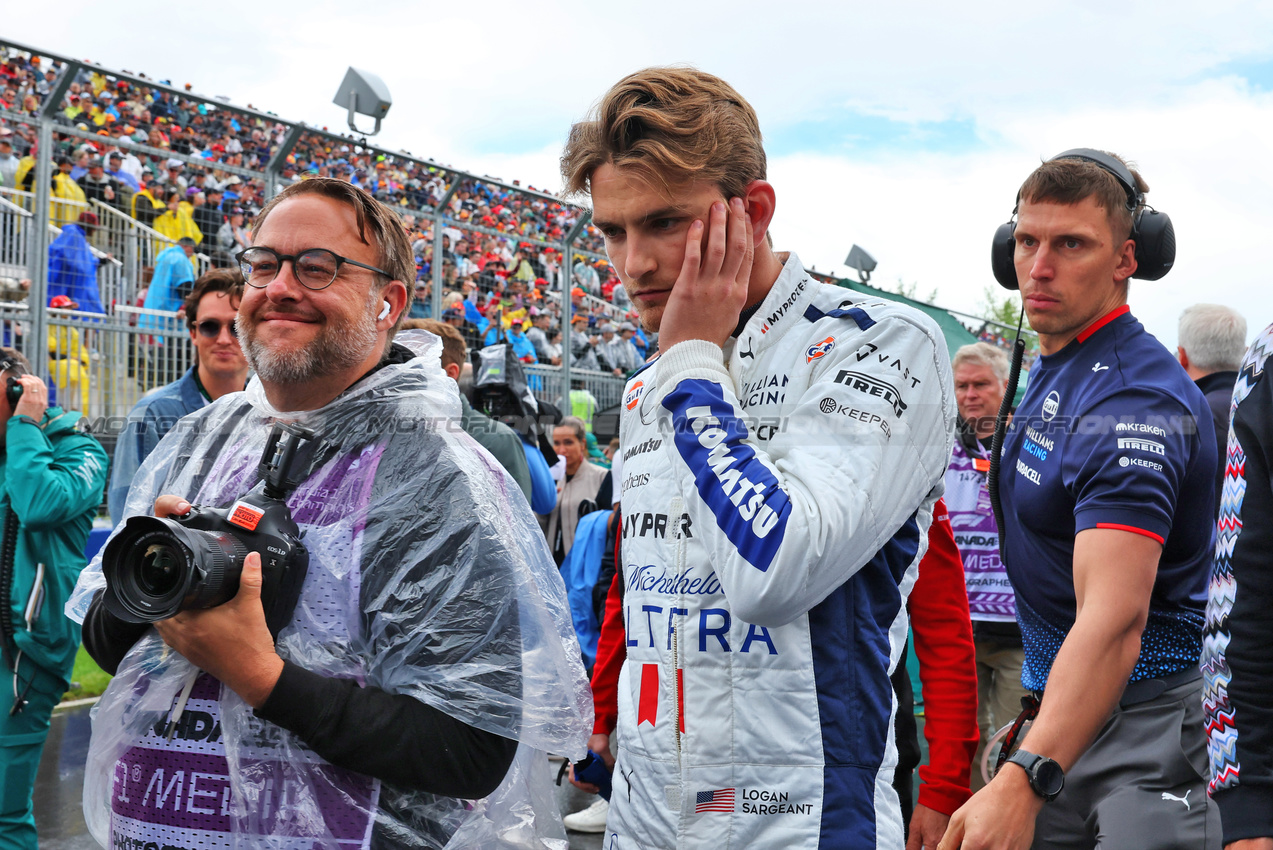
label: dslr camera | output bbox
[102,423,312,638]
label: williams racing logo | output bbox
[625,380,645,411]
[805,336,835,364]
[833,370,907,418]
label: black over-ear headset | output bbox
[0,356,26,407]
[990,148,1176,290]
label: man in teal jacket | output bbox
[0,348,108,849]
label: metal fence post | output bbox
[430,209,443,320]
[560,240,572,408]
[560,212,592,411]
[28,117,52,376]
[432,182,460,321]
[429,212,442,319]
[265,125,304,202]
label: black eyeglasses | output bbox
[235,247,392,291]
[194,318,238,339]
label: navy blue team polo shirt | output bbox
[1001,305,1216,691]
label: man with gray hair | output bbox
[1178,303,1247,517]
[946,341,1028,791]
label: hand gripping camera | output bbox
[102,423,312,639]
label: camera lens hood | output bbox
[102,515,245,623]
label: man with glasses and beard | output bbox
[71,178,589,850]
[108,269,249,525]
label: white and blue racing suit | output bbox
[608,253,955,849]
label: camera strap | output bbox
[994,692,1042,777]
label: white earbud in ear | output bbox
[378,301,391,320]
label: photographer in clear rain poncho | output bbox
[67,178,591,850]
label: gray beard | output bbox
[241,289,379,385]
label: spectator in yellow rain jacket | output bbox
[46,295,92,412]
[153,190,202,245]
[129,176,165,227]
[51,157,88,227]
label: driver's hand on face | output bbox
[655,197,753,350]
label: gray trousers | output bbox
[1032,674,1220,850]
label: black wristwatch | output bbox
[1006,749,1065,801]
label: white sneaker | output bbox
[563,798,609,833]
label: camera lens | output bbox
[102,515,247,623]
[138,543,184,596]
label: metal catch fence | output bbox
[0,35,639,433]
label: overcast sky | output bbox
[11,0,1273,349]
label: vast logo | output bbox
[850,343,922,387]
[806,336,835,364]
[832,370,907,418]
[625,380,645,411]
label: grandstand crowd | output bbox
[1,46,645,372]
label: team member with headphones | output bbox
[939,151,1221,849]
[0,349,107,849]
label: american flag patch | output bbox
[695,788,735,813]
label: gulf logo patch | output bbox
[625,380,645,411]
[806,336,835,364]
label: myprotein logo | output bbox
[832,370,907,418]
[762,278,808,332]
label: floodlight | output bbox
[333,67,392,136]
[844,244,877,283]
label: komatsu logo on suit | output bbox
[833,370,907,418]
[685,406,781,536]
[663,381,793,572]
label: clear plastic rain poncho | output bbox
[68,331,592,849]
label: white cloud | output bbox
[763,75,1273,349]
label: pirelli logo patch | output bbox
[1117,437,1165,455]
[833,369,907,418]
